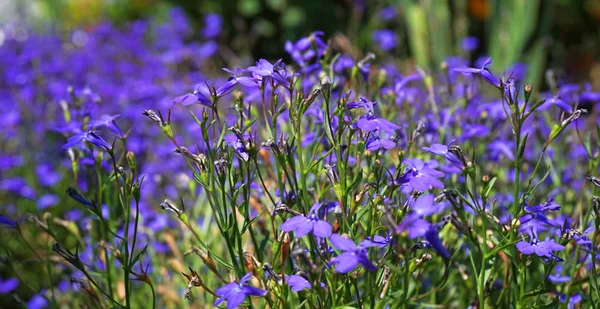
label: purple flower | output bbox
[397,214,431,238]
[280,203,332,238]
[0,215,16,228]
[422,143,463,170]
[397,158,445,191]
[285,275,312,292]
[173,82,213,107]
[410,193,438,217]
[365,135,396,151]
[548,265,570,283]
[461,36,479,52]
[425,225,451,260]
[347,97,377,113]
[0,277,19,293]
[454,57,501,88]
[516,228,565,259]
[90,114,124,137]
[27,292,48,309]
[524,198,561,213]
[355,115,401,135]
[360,233,392,249]
[559,293,582,309]
[224,134,250,162]
[202,14,222,39]
[372,30,397,51]
[247,59,290,87]
[328,234,377,273]
[214,273,267,309]
[63,130,112,151]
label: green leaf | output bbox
[129,244,148,268]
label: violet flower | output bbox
[214,273,267,309]
[0,277,19,293]
[516,228,565,260]
[280,202,332,238]
[355,114,401,135]
[328,234,377,273]
[63,130,112,151]
[524,198,561,213]
[285,275,312,292]
[397,158,445,191]
[454,57,501,88]
[247,59,290,87]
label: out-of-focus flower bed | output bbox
[2,4,600,309]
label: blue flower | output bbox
[397,158,445,191]
[285,275,312,292]
[524,198,561,213]
[516,228,565,260]
[328,234,377,273]
[63,130,112,151]
[280,202,332,238]
[0,277,19,293]
[454,57,501,88]
[214,273,267,309]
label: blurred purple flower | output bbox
[461,36,479,52]
[285,275,312,292]
[0,215,16,228]
[0,277,19,293]
[214,273,267,309]
[372,30,397,51]
[202,14,222,39]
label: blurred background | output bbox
[3,0,600,88]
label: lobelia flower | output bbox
[524,198,561,213]
[247,59,290,87]
[355,114,401,135]
[361,233,393,249]
[461,36,479,52]
[90,114,125,137]
[62,130,112,151]
[214,273,267,309]
[372,30,397,51]
[202,13,222,39]
[516,228,565,260]
[285,275,312,292]
[0,277,19,293]
[328,234,377,273]
[280,202,332,238]
[425,223,451,260]
[365,135,397,152]
[422,143,464,170]
[396,213,431,238]
[559,293,582,309]
[0,215,17,228]
[173,82,214,107]
[454,57,501,88]
[396,158,445,191]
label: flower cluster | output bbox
[1,5,600,309]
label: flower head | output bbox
[328,234,377,273]
[280,202,332,238]
[214,273,267,309]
